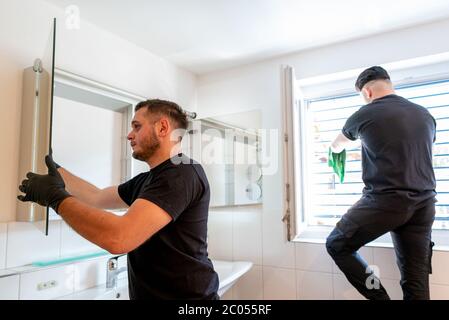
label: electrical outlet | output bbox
[37,280,58,291]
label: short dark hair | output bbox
[355,66,391,91]
[135,99,188,132]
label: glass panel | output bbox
[41,18,56,235]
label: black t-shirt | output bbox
[342,94,437,212]
[117,153,219,299]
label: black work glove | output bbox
[48,148,61,169]
[17,154,72,213]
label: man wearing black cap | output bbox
[325,66,437,300]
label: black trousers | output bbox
[326,198,435,300]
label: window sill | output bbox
[292,225,449,252]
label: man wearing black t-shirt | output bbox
[17,99,219,300]
[325,66,437,300]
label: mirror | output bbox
[49,69,139,221]
[186,110,263,207]
[16,19,149,234]
[16,18,56,235]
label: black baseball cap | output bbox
[355,66,390,91]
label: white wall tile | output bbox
[262,210,295,268]
[295,243,333,273]
[0,223,7,269]
[232,208,262,264]
[6,221,61,268]
[373,248,401,280]
[333,269,402,300]
[333,274,365,300]
[0,274,19,299]
[207,211,233,260]
[430,284,449,300]
[263,266,296,300]
[233,265,263,300]
[73,257,110,291]
[380,278,403,300]
[333,246,374,275]
[369,232,393,245]
[430,250,449,285]
[297,271,333,300]
[220,287,234,300]
[60,222,101,257]
[19,265,74,300]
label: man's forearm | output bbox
[331,133,354,153]
[57,197,125,254]
[58,168,101,207]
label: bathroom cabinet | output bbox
[16,19,56,234]
[186,110,263,207]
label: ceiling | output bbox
[44,0,449,74]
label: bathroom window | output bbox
[301,79,449,231]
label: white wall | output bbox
[53,97,123,189]
[0,0,197,222]
[203,18,449,299]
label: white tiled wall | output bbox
[60,222,101,257]
[0,256,113,300]
[0,223,6,269]
[6,221,61,268]
[19,265,75,300]
[296,242,333,273]
[0,219,114,300]
[73,256,109,292]
[297,270,333,300]
[263,266,297,300]
[208,209,233,260]
[430,250,449,285]
[233,265,264,300]
[0,275,19,300]
[262,210,296,269]
[232,208,262,265]
[208,205,267,300]
[220,287,234,300]
[373,247,401,280]
[380,278,403,300]
[430,284,449,299]
[332,274,365,300]
[207,205,449,300]
[1,203,448,300]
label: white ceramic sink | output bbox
[214,260,253,297]
[58,278,129,300]
[59,259,252,300]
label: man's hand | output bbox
[330,133,353,153]
[17,154,72,213]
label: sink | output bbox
[59,259,252,300]
[213,260,253,297]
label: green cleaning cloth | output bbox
[328,147,346,183]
